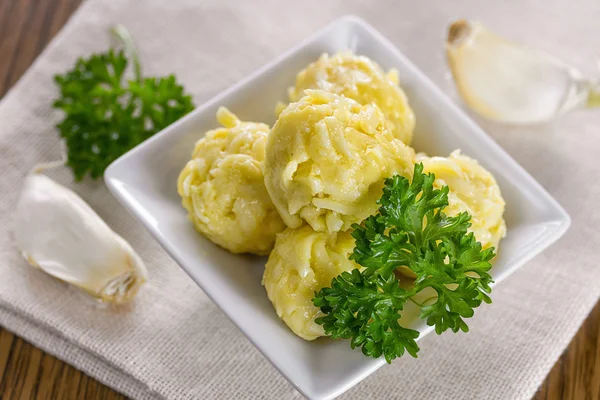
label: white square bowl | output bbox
[105,15,571,400]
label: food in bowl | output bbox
[393,150,506,279]
[287,52,415,144]
[177,107,285,255]
[417,150,506,251]
[177,52,506,363]
[262,226,360,340]
[264,89,415,233]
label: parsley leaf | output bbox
[53,26,194,180]
[313,163,495,363]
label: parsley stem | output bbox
[111,25,142,82]
[408,297,423,307]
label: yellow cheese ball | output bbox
[418,150,507,251]
[264,90,415,233]
[288,52,415,144]
[177,107,285,255]
[262,226,360,340]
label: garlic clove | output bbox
[446,20,593,124]
[15,174,147,304]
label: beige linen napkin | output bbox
[1,0,599,399]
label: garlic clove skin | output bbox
[15,174,147,304]
[446,20,594,124]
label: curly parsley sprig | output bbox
[313,163,495,363]
[53,25,194,180]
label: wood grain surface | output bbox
[0,0,598,399]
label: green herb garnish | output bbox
[53,25,194,180]
[313,163,495,363]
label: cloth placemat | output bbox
[1,0,599,398]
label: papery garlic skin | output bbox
[15,174,147,304]
[447,20,591,124]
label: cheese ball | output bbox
[262,226,361,340]
[418,150,506,251]
[177,107,285,255]
[264,90,415,233]
[288,52,415,144]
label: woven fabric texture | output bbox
[0,0,599,399]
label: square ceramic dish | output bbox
[105,16,571,400]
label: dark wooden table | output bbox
[0,0,598,399]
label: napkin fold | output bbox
[1,0,599,399]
